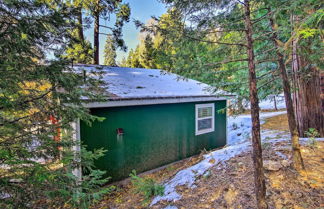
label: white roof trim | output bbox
[84,96,227,108]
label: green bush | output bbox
[129,170,164,203]
[305,128,320,148]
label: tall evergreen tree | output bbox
[103,35,117,66]
[0,0,110,208]
[143,1,269,207]
[64,0,94,64]
[85,0,130,64]
[138,35,156,69]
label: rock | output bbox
[9,178,23,183]
[263,160,283,171]
[281,160,291,167]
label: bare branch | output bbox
[236,0,246,6]
[99,32,112,36]
[99,24,113,30]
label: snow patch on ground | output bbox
[150,142,250,206]
[150,111,324,206]
[163,206,178,209]
[237,94,286,110]
[259,97,286,110]
[151,111,289,206]
[227,111,287,145]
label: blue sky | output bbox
[83,0,167,64]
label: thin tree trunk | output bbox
[273,95,277,111]
[237,96,245,113]
[268,15,305,171]
[76,6,84,42]
[243,1,267,208]
[94,11,100,64]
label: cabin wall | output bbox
[80,100,227,181]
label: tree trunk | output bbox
[273,95,277,111]
[243,1,267,208]
[268,15,305,171]
[76,6,84,42]
[94,11,100,64]
[237,96,245,114]
[291,15,324,137]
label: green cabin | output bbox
[75,64,229,181]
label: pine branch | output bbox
[255,47,276,56]
[183,33,248,47]
[257,69,279,79]
[204,58,249,66]
[255,58,278,64]
[257,77,277,90]
[201,28,247,33]
[252,9,272,25]
[253,31,275,41]
[0,89,52,110]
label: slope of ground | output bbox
[95,113,324,209]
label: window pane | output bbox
[198,118,212,130]
[198,107,212,118]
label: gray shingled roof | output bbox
[75,64,228,100]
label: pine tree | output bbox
[0,1,110,208]
[85,0,130,64]
[104,35,117,66]
[63,0,94,64]
[119,57,128,67]
[154,1,268,208]
[140,35,156,68]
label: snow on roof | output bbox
[75,64,228,99]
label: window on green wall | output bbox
[195,103,215,135]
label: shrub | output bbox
[129,170,164,203]
[305,128,320,148]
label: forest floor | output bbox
[95,112,324,209]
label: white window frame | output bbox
[195,103,215,135]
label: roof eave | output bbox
[83,95,231,108]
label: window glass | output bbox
[195,103,215,135]
[198,107,212,118]
[198,118,212,130]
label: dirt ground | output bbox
[94,114,324,209]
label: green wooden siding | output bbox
[80,100,227,181]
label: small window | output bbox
[195,103,215,135]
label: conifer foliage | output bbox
[104,35,117,66]
[0,0,110,208]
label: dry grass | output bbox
[261,113,289,132]
[95,150,208,209]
